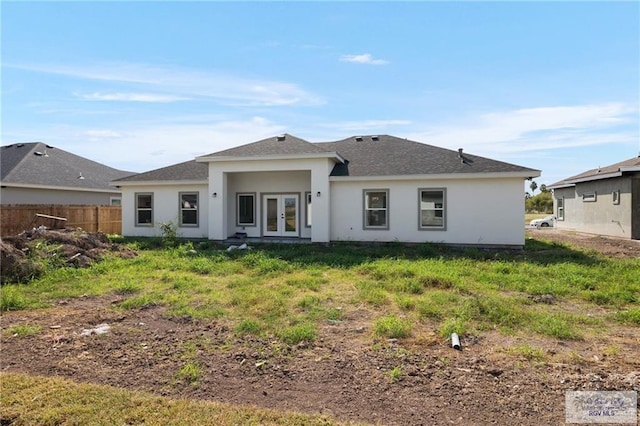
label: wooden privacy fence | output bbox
[1,205,122,237]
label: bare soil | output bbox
[1,230,639,425]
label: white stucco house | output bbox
[112,134,540,247]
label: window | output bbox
[582,192,597,202]
[179,192,198,227]
[363,189,389,229]
[135,193,153,226]
[612,190,620,205]
[556,197,564,220]
[110,197,121,206]
[237,193,256,226]
[419,188,446,230]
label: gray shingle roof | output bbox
[317,135,539,177]
[112,159,207,182]
[118,133,539,182]
[549,156,640,188]
[1,142,133,190]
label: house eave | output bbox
[330,171,540,182]
[563,171,623,185]
[1,182,121,193]
[196,152,345,163]
[110,179,208,187]
[548,183,575,190]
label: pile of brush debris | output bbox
[1,227,136,284]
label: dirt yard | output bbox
[1,230,638,425]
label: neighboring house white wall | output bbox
[0,186,121,205]
[330,177,526,246]
[120,184,209,238]
[553,177,633,238]
[206,158,334,242]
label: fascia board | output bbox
[196,152,344,163]
[564,171,622,184]
[2,182,121,193]
[110,180,208,187]
[330,171,541,182]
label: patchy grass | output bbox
[3,323,42,337]
[374,315,412,339]
[0,372,349,426]
[504,344,546,361]
[1,238,638,346]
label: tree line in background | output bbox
[525,180,553,213]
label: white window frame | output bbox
[582,192,597,202]
[556,196,564,220]
[135,192,153,227]
[179,192,199,227]
[612,190,620,205]
[418,188,446,230]
[363,189,389,230]
[236,193,256,227]
[109,197,122,206]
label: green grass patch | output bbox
[176,361,203,385]
[614,308,640,325]
[505,344,546,361]
[374,315,412,339]
[4,323,42,337]
[388,365,404,383]
[0,372,344,425]
[278,322,317,344]
[3,237,638,345]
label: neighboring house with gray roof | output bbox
[548,156,640,240]
[1,142,132,205]
[113,134,540,247]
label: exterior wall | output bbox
[330,177,526,246]
[207,158,333,242]
[553,177,634,238]
[120,184,209,238]
[1,186,121,205]
[633,179,640,240]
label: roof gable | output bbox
[200,133,332,158]
[1,142,133,190]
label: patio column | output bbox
[310,162,331,243]
[208,166,227,240]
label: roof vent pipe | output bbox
[458,148,463,157]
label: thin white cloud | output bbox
[85,129,123,140]
[340,53,389,65]
[12,116,287,172]
[75,92,190,103]
[10,62,324,107]
[409,103,638,156]
[330,119,412,131]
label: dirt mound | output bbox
[1,228,136,284]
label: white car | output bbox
[529,215,555,228]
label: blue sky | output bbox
[2,1,639,188]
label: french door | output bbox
[262,194,299,237]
